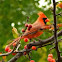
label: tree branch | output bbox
[53,0,60,61]
[8,30,62,62]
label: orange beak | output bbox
[45,19,50,22]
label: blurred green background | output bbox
[0,0,62,62]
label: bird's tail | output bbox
[8,36,22,47]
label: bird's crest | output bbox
[37,11,50,24]
[38,11,47,18]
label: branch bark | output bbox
[8,30,62,62]
[53,0,60,61]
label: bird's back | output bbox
[22,20,44,39]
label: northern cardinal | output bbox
[8,12,50,46]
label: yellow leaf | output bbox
[12,27,19,38]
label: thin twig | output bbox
[0,46,16,56]
[49,46,55,50]
[56,12,62,16]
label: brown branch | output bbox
[8,30,62,62]
[53,0,60,61]
[8,49,31,62]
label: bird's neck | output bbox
[33,16,45,26]
[37,17,45,25]
[37,17,43,22]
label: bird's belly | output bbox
[22,31,43,39]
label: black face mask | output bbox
[42,18,47,24]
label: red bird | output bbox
[8,12,50,46]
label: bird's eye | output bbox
[42,18,47,24]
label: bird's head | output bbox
[38,12,50,24]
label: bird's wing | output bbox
[22,25,42,36]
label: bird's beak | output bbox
[45,18,50,22]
